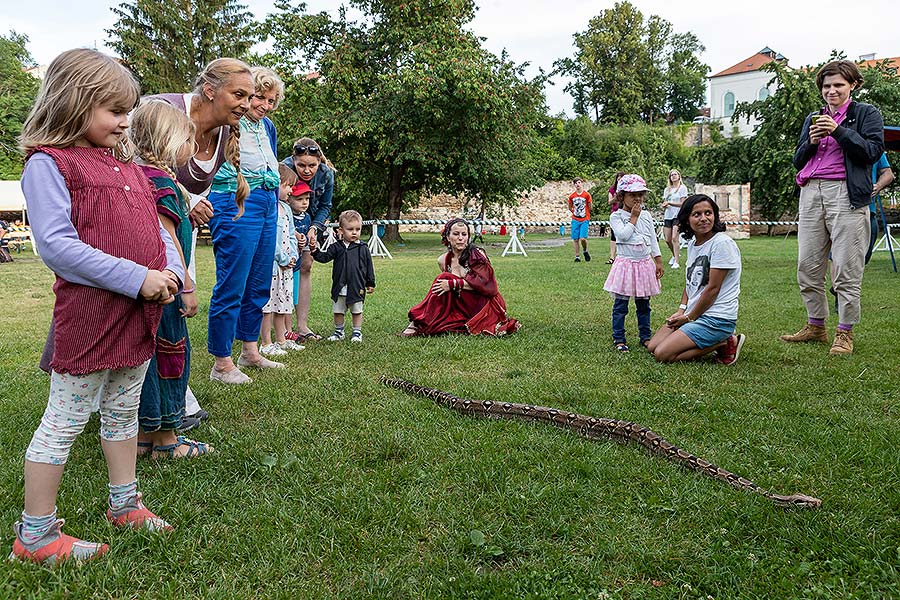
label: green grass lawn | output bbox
[1,234,899,599]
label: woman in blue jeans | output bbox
[207,67,286,384]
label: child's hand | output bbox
[140,270,174,304]
[655,263,664,280]
[308,234,317,250]
[180,291,198,318]
[661,201,669,208]
[297,233,306,246]
[288,257,296,268]
[163,270,180,296]
[630,201,642,219]
[366,286,375,294]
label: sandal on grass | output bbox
[398,324,418,338]
[152,436,213,459]
[299,330,323,341]
[137,441,153,458]
[614,342,630,352]
[606,258,615,264]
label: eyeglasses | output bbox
[293,144,321,155]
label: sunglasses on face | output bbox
[293,144,321,156]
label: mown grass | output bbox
[0,233,898,599]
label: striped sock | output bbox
[108,479,138,513]
[837,323,853,332]
[808,317,825,327]
[19,509,59,550]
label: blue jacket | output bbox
[794,101,884,209]
[281,156,334,230]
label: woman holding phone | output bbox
[782,60,883,355]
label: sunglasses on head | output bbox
[293,144,321,156]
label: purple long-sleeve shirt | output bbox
[22,153,184,296]
[795,99,850,186]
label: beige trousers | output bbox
[797,179,869,324]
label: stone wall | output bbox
[399,180,603,233]
[693,183,751,239]
[400,180,754,239]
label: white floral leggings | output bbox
[25,361,150,465]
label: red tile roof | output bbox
[711,53,778,78]
[858,57,900,72]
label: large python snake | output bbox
[382,377,821,509]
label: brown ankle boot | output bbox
[779,323,828,343]
[829,330,853,355]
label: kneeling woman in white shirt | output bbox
[647,194,746,365]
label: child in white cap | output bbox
[603,174,664,351]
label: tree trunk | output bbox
[383,163,406,241]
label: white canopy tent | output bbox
[0,180,36,254]
[0,180,27,219]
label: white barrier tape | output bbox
[325,219,900,229]
[353,219,803,227]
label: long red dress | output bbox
[407,248,520,336]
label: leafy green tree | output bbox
[554,1,708,125]
[262,0,546,240]
[666,32,709,122]
[0,32,39,179]
[106,0,258,94]
[539,116,693,204]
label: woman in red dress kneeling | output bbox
[401,219,520,337]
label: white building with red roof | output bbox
[709,47,785,138]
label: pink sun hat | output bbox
[617,174,649,193]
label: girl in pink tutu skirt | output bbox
[603,174,664,351]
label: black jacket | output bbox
[793,101,884,209]
[312,240,376,304]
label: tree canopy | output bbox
[554,1,708,125]
[106,0,257,94]
[262,0,546,238]
[0,32,39,179]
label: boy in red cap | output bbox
[288,179,313,341]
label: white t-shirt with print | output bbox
[684,232,741,320]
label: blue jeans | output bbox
[207,186,277,357]
[612,297,651,344]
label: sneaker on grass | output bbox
[259,343,287,356]
[717,333,746,366]
[10,519,108,565]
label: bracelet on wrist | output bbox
[182,288,195,294]
[678,303,688,310]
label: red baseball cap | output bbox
[291,181,312,196]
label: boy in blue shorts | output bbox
[568,177,592,262]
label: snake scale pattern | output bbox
[382,377,821,509]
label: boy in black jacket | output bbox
[310,210,375,342]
